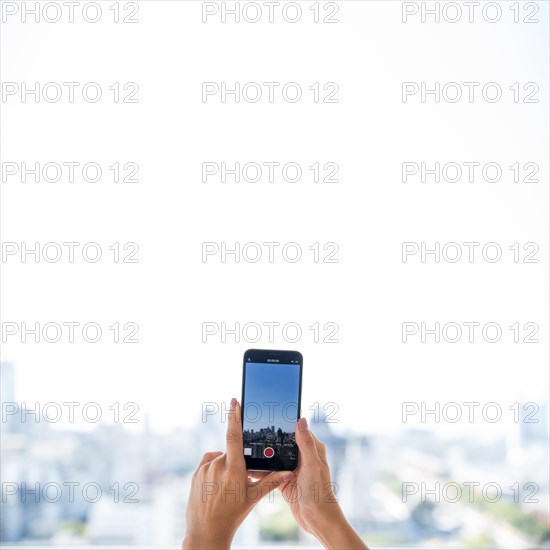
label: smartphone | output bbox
[241,349,303,471]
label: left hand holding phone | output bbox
[182,398,293,550]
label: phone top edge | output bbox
[243,349,303,362]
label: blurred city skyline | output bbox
[2,353,548,439]
[2,361,549,547]
[243,361,301,434]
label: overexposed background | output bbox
[1,1,549,547]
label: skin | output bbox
[278,417,368,549]
[183,399,368,550]
[182,398,292,549]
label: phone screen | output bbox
[241,350,302,471]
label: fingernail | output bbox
[283,473,296,482]
[230,397,237,410]
[298,417,308,431]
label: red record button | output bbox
[263,447,275,458]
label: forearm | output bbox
[312,516,368,550]
[182,532,233,550]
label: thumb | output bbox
[295,417,320,466]
[253,470,295,499]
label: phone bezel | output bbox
[241,349,303,471]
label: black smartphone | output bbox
[241,349,303,471]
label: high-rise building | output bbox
[1,363,16,434]
[520,401,549,445]
[1,362,15,404]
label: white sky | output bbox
[1,1,549,440]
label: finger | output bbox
[311,433,328,464]
[253,470,294,499]
[247,471,270,483]
[196,451,224,471]
[295,417,320,466]
[226,398,245,467]
[277,470,298,493]
[278,479,292,493]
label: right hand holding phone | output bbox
[279,418,368,550]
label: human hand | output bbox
[182,398,293,549]
[278,418,368,549]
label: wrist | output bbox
[311,513,367,550]
[182,531,233,550]
[308,504,345,536]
